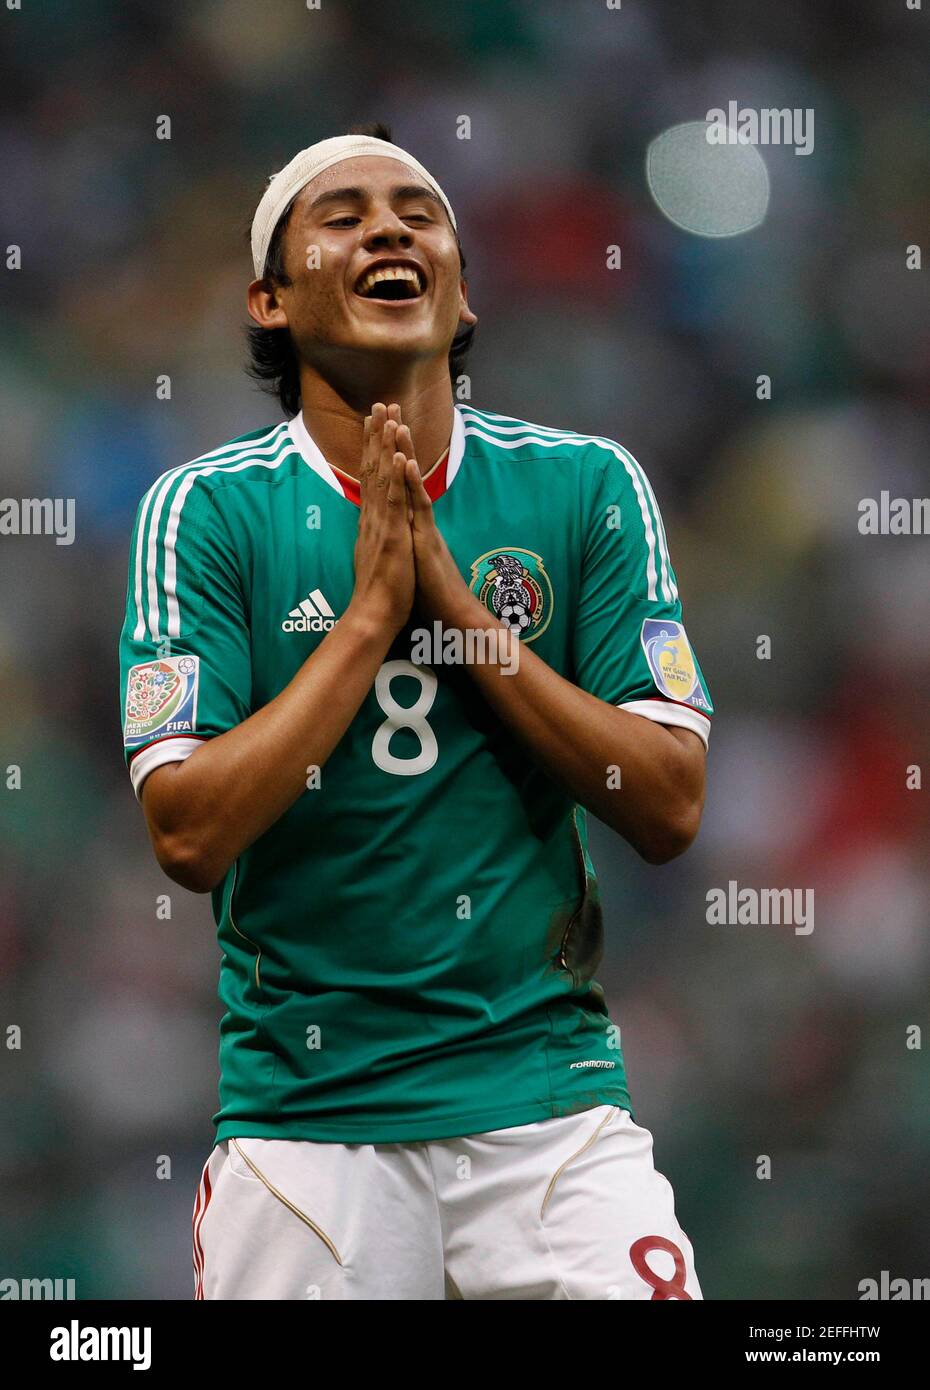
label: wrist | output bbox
[442,584,488,633]
[342,596,405,646]
[413,567,476,629]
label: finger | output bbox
[369,402,386,436]
[359,413,372,502]
[365,404,387,492]
[395,423,414,462]
[386,450,407,510]
[377,417,398,490]
[362,404,385,494]
[403,454,417,522]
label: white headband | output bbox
[250,134,457,279]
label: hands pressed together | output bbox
[351,401,475,636]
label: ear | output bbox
[247,278,290,331]
[458,277,478,328]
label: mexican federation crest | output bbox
[468,548,553,643]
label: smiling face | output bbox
[252,155,473,383]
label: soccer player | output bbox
[119,123,713,1300]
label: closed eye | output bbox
[325,212,434,229]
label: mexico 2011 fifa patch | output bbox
[124,655,200,748]
[640,619,712,711]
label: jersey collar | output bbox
[288,405,465,508]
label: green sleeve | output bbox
[572,445,713,728]
[118,473,252,796]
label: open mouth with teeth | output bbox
[354,264,426,302]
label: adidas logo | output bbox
[282,588,339,633]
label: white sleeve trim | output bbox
[619,698,711,749]
[129,736,204,799]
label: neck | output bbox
[296,360,455,481]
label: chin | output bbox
[352,325,439,356]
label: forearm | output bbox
[143,602,396,891]
[444,592,705,862]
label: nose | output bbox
[362,204,414,250]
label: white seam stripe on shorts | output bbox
[539,1106,616,1220]
[229,1139,344,1266]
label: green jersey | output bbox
[119,405,713,1143]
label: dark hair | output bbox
[246,121,475,418]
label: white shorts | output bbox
[193,1104,702,1300]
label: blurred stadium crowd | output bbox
[1,0,928,1298]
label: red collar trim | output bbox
[330,447,451,508]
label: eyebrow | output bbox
[307,183,444,214]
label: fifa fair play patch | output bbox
[640,619,711,711]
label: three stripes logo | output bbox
[282,588,339,633]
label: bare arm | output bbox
[463,605,704,863]
[403,446,706,865]
[141,405,414,893]
[142,609,394,892]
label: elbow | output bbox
[634,799,703,866]
[152,831,225,894]
[600,725,707,864]
[141,764,228,892]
